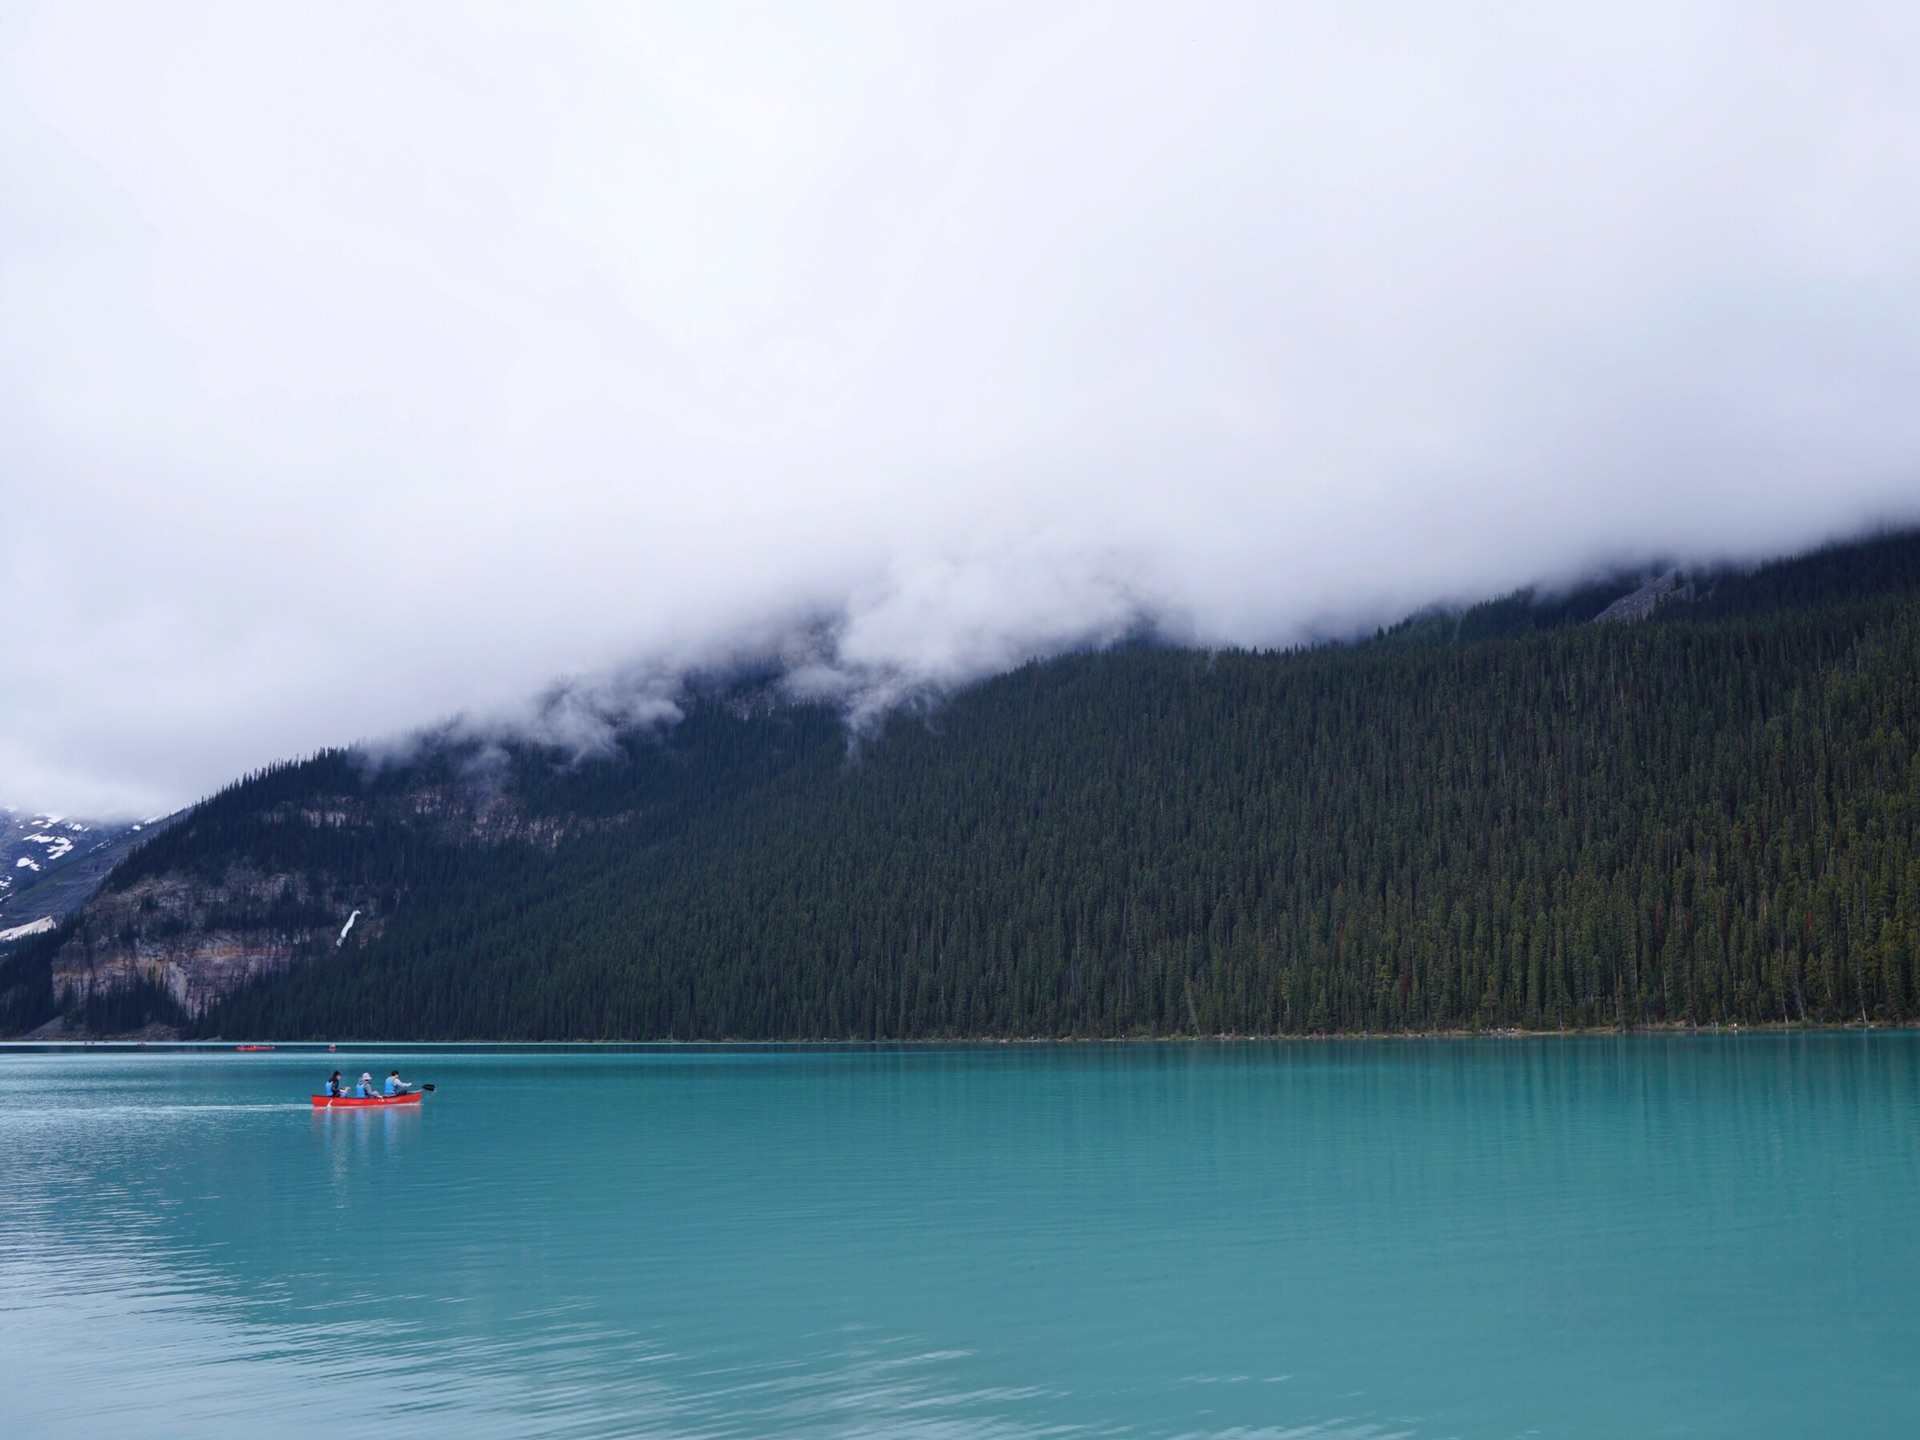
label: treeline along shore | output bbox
[7,530,1920,1041]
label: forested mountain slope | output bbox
[8,528,1920,1038]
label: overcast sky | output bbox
[5,2,1920,815]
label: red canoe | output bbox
[310,1091,423,1108]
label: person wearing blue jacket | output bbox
[383,1070,413,1096]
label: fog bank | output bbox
[4,3,1919,813]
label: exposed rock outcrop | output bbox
[37,764,627,1023]
[50,869,381,1019]
[1593,570,1691,623]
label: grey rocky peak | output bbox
[0,810,168,931]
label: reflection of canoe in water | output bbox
[310,1092,422,1108]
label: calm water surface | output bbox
[1,1037,1916,1438]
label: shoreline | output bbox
[4,1019,1914,1050]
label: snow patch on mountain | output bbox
[0,808,165,931]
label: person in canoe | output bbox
[325,1070,345,1097]
[382,1069,415,1097]
[355,1071,377,1098]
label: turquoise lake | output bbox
[2,1037,1916,1437]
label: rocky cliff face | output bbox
[49,868,380,1018]
[34,757,629,1028]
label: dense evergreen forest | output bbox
[10,529,1920,1039]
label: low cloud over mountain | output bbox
[5,3,1920,813]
